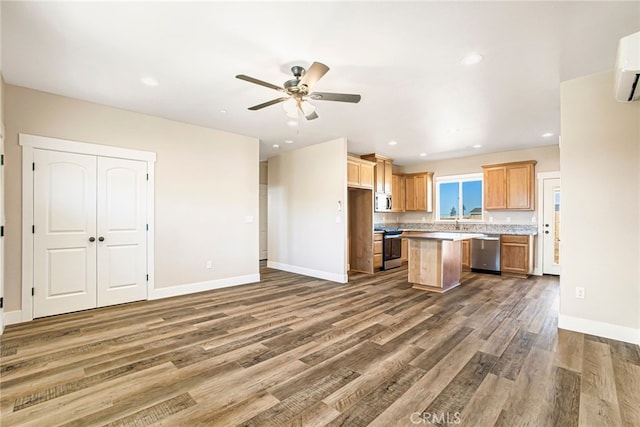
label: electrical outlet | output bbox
[206,260,212,269]
[575,287,585,299]
[506,217,511,223]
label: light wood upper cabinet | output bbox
[391,173,406,212]
[482,160,536,210]
[347,156,375,189]
[361,154,392,194]
[404,172,434,212]
[483,167,507,209]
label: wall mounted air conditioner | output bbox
[614,31,640,102]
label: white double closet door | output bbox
[33,149,148,318]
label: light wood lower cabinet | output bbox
[500,234,534,277]
[461,239,470,271]
[373,232,383,269]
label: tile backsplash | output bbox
[375,210,537,226]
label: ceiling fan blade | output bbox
[236,74,285,92]
[305,111,319,120]
[309,92,361,103]
[299,62,329,89]
[248,97,289,110]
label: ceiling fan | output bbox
[236,62,361,120]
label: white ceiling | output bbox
[2,2,639,165]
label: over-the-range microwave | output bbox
[375,193,392,212]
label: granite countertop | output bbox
[376,222,538,236]
[404,232,486,241]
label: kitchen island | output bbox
[405,232,485,293]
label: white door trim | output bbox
[20,134,156,322]
[536,171,561,276]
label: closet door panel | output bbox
[33,149,97,317]
[96,157,148,306]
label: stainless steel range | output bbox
[375,228,403,270]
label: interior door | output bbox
[0,127,5,332]
[96,157,148,307]
[542,178,561,275]
[259,184,268,261]
[33,149,97,318]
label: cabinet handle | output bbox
[89,237,95,242]
[98,236,105,242]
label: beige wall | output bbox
[268,138,347,282]
[560,70,640,339]
[4,85,260,312]
[259,161,268,185]
[378,144,560,225]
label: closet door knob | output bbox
[98,236,105,242]
[89,237,96,242]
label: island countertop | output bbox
[403,232,486,241]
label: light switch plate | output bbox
[245,216,254,223]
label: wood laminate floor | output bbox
[1,264,639,426]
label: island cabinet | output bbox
[406,232,484,293]
[360,154,392,194]
[405,172,434,212]
[500,234,534,277]
[391,173,406,212]
[401,237,408,263]
[461,240,470,271]
[347,156,375,189]
[482,160,536,210]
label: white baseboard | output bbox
[4,310,24,327]
[149,274,260,300]
[559,314,640,345]
[267,261,347,284]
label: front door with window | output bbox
[542,178,561,275]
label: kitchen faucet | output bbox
[455,219,460,230]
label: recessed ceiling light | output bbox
[273,144,280,149]
[472,144,482,149]
[461,53,484,66]
[284,140,294,144]
[219,109,227,114]
[388,140,398,146]
[419,152,428,157]
[286,120,298,128]
[541,132,553,138]
[446,127,462,134]
[140,76,159,87]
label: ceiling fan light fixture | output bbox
[283,98,298,117]
[300,100,316,116]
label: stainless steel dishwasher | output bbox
[470,234,501,273]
